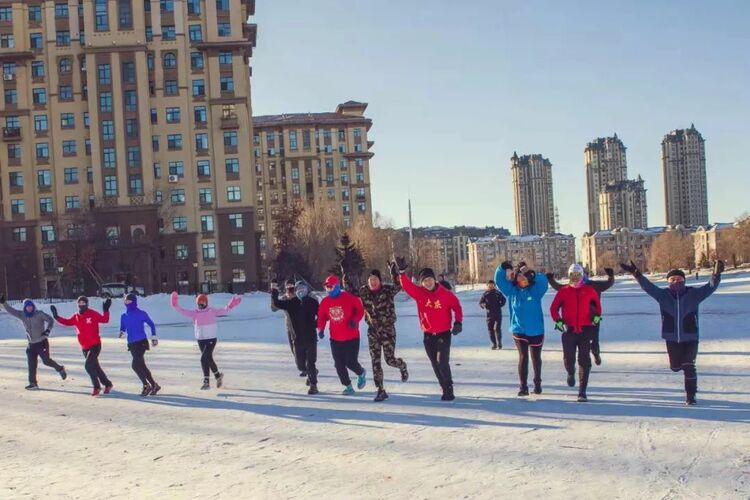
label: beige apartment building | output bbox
[252,101,374,265]
[511,152,555,236]
[662,124,709,227]
[0,0,259,299]
[598,176,648,230]
[585,135,628,232]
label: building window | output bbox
[227,186,241,202]
[41,225,56,242]
[168,161,184,177]
[232,268,246,283]
[153,163,162,179]
[202,242,216,260]
[104,176,117,197]
[152,135,160,151]
[125,119,138,138]
[166,107,181,123]
[163,52,177,69]
[65,195,81,210]
[98,64,111,84]
[37,169,51,187]
[32,61,45,78]
[29,5,43,22]
[61,113,75,129]
[145,26,153,41]
[229,213,243,229]
[231,241,245,256]
[220,76,234,92]
[187,0,201,15]
[0,34,15,49]
[173,216,188,232]
[190,52,204,70]
[189,25,203,42]
[62,140,77,156]
[125,174,142,195]
[127,146,141,167]
[122,62,136,82]
[95,0,109,31]
[217,23,231,37]
[39,197,53,214]
[11,199,25,215]
[162,26,176,40]
[160,0,174,12]
[7,143,21,160]
[150,108,158,124]
[224,131,238,147]
[83,113,90,128]
[167,134,183,151]
[225,158,240,174]
[103,148,116,168]
[192,79,205,97]
[289,131,298,151]
[4,89,17,105]
[194,106,207,123]
[55,31,70,46]
[175,244,188,260]
[30,33,44,50]
[216,0,230,11]
[9,172,23,187]
[199,188,213,204]
[118,0,133,29]
[34,114,49,132]
[87,167,93,183]
[124,90,137,111]
[197,160,211,177]
[12,228,27,242]
[195,133,209,151]
[170,189,185,204]
[218,51,233,65]
[102,120,115,140]
[55,3,69,18]
[165,79,178,96]
[99,92,113,112]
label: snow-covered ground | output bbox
[1,272,749,499]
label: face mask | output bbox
[327,284,341,298]
[295,288,309,300]
[198,303,208,310]
[668,281,685,292]
[78,305,88,313]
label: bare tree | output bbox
[291,203,342,286]
[648,231,694,272]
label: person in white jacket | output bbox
[171,292,241,390]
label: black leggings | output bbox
[198,338,219,378]
[330,338,365,387]
[591,323,601,357]
[666,340,699,396]
[423,331,453,389]
[562,327,594,394]
[295,340,318,385]
[82,344,111,390]
[514,338,543,388]
[26,339,63,384]
[128,340,156,386]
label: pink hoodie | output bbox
[170,292,241,340]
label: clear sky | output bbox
[250,0,749,237]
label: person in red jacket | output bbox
[549,264,602,402]
[51,296,113,396]
[395,256,463,401]
[317,275,367,395]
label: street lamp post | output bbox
[192,261,199,295]
[57,266,64,299]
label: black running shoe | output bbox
[140,385,152,397]
[400,366,409,383]
[518,386,529,397]
[533,383,542,395]
[307,384,319,395]
[25,383,39,390]
[577,393,588,402]
[686,395,697,406]
[150,384,161,396]
[59,366,67,380]
[374,389,389,402]
[567,373,575,387]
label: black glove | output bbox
[395,256,409,272]
[42,329,50,337]
[347,319,357,329]
[545,272,554,281]
[318,330,325,340]
[605,268,615,277]
[102,298,112,312]
[271,287,279,298]
[500,261,512,271]
[270,279,279,291]
[619,260,638,275]
[713,260,725,276]
[50,305,58,318]
[0,293,5,304]
[451,321,462,335]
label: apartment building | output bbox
[598,176,648,230]
[662,124,709,227]
[584,135,628,232]
[511,152,555,236]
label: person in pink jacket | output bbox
[170,292,241,390]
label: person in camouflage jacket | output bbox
[343,261,409,402]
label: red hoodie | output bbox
[317,291,365,341]
[550,284,602,334]
[400,274,463,334]
[55,309,110,349]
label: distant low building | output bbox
[693,223,736,266]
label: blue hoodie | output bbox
[494,266,549,336]
[119,296,156,343]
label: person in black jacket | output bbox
[547,267,614,365]
[271,281,320,394]
[479,280,506,349]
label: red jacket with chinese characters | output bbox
[399,274,463,334]
[317,291,365,341]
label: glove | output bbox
[500,261,513,271]
[347,319,357,329]
[713,260,725,276]
[451,321,462,335]
[102,298,112,312]
[170,291,178,306]
[554,320,565,332]
[118,331,125,339]
[230,295,242,307]
[0,293,5,304]
[545,272,554,281]
[619,260,638,275]
[592,315,602,326]
[395,256,409,272]
[318,330,325,340]
[604,268,614,277]
[42,329,50,337]
[50,305,59,319]
[151,337,159,347]
[270,280,279,291]
[271,287,279,298]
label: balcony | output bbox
[220,114,238,129]
[2,127,21,141]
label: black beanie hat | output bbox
[666,269,686,280]
[418,268,436,282]
[369,269,382,280]
[76,296,89,304]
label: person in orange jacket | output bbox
[549,264,602,402]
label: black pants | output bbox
[82,344,111,390]
[26,339,63,384]
[128,340,156,386]
[591,323,601,357]
[562,327,594,394]
[423,331,453,389]
[295,340,318,385]
[197,338,219,378]
[514,337,543,389]
[486,315,502,347]
[330,338,364,387]
[287,323,306,372]
[666,340,699,397]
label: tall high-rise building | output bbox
[511,152,555,235]
[662,124,708,226]
[252,101,374,265]
[598,176,648,230]
[0,1,259,299]
[585,135,628,232]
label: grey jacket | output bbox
[2,302,55,344]
[635,273,721,343]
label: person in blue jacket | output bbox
[620,260,723,406]
[495,261,549,396]
[119,293,160,396]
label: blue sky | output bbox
[251,0,749,237]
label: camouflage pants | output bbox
[368,326,407,390]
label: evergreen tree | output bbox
[330,232,366,288]
[271,204,311,285]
